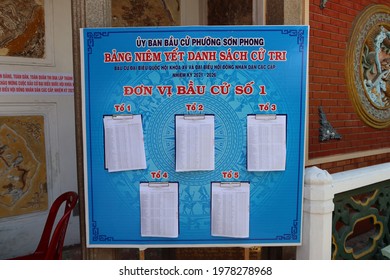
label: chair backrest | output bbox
[35,191,79,259]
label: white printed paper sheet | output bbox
[140,182,179,238]
[247,115,286,171]
[175,115,215,172]
[211,182,250,238]
[103,115,147,172]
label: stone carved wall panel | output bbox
[0,0,45,58]
[346,5,390,128]
[0,116,48,218]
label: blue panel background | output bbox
[82,26,308,246]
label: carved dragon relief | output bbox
[346,5,390,128]
[362,26,390,109]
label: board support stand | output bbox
[244,248,250,260]
[139,248,146,260]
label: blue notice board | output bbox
[81,25,309,247]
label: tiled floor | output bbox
[62,244,82,260]
[61,245,169,260]
[61,245,273,260]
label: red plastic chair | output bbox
[10,191,79,260]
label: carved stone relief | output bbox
[0,0,45,58]
[346,5,390,128]
[0,116,48,218]
[111,0,180,27]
